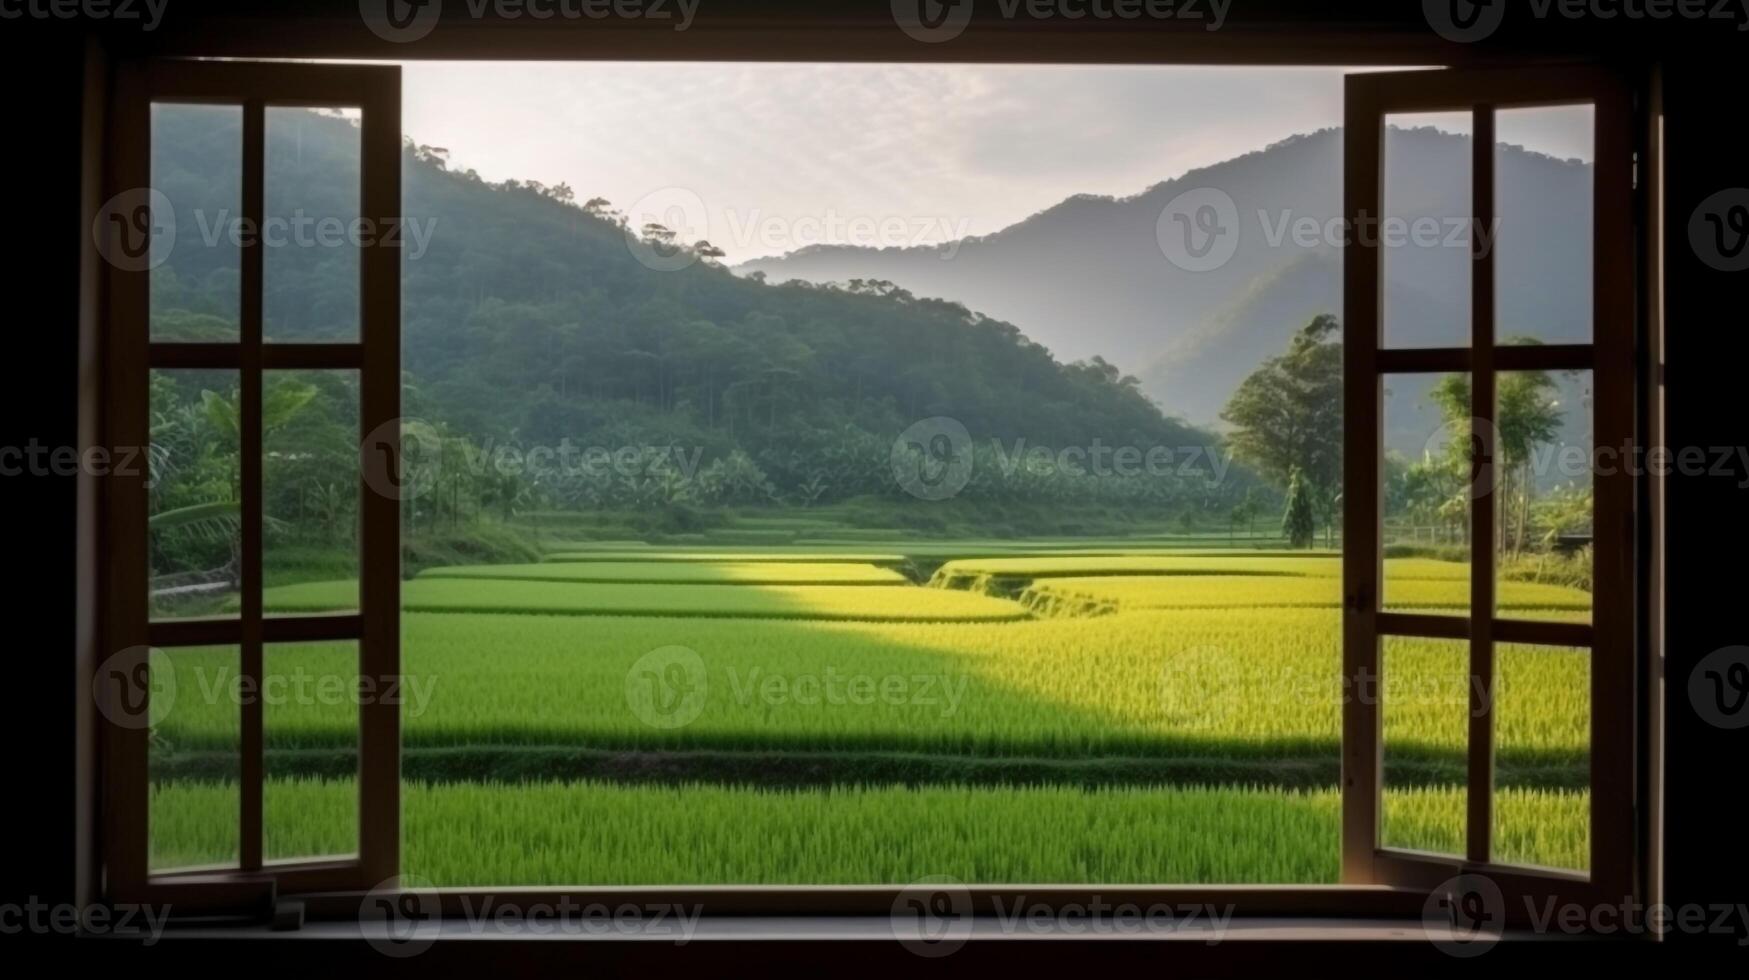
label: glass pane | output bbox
[1383,111,1472,349]
[264,107,362,342]
[1381,636,1469,857]
[1493,642,1590,873]
[149,645,241,872]
[264,370,361,609]
[1496,367,1593,622]
[1495,105,1594,345]
[265,641,360,862]
[151,103,242,342]
[149,369,242,620]
[1382,373,1472,613]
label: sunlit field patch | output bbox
[423,561,910,586]
[259,578,1028,621]
[1017,574,1591,615]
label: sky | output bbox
[399,62,1594,264]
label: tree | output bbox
[1222,314,1343,543]
[1427,347,1566,555]
[1282,467,1316,549]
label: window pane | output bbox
[1382,112,1471,349]
[1496,367,1593,622]
[265,641,360,863]
[1492,642,1590,873]
[149,369,241,620]
[264,107,362,342]
[1381,636,1468,857]
[1383,373,1472,613]
[151,103,241,342]
[264,370,361,609]
[1495,105,1594,345]
[149,645,241,872]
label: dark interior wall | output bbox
[1658,59,1748,926]
[0,0,1742,949]
[0,27,86,921]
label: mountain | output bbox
[737,126,1595,431]
[147,106,1238,513]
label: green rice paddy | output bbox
[152,541,1592,884]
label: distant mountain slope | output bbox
[738,126,1594,428]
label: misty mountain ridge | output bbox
[738,125,1595,434]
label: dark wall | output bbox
[1659,60,1748,928]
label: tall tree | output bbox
[1222,314,1343,542]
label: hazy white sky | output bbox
[399,62,1593,263]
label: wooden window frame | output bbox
[99,58,402,910]
[1341,65,1643,919]
[86,51,1659,931]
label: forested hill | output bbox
[150,106,1229,508]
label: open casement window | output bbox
[1342,66,1641,920]
[100,60,401,912]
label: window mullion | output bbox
[238,98,266,874]
[1466,103,1498,868]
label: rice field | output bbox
[259,578,1027,621]
[153,542,1593,884]
[149,779,1587,884]
[422,560,910,586]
